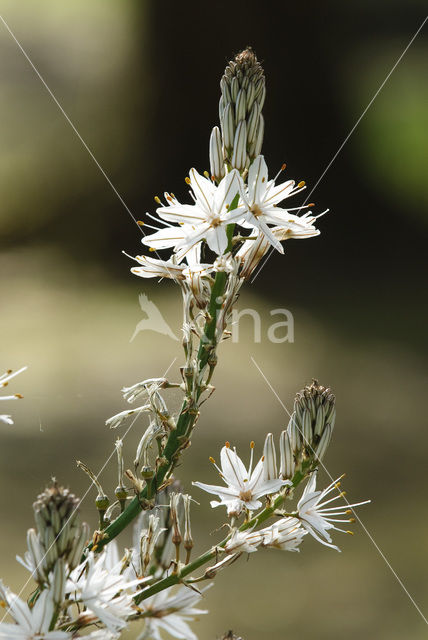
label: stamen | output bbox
[154,196,161,204]
[297,181,305,188]
[248,441,255,476]
[185,177,191,185]
[146,212,173,228]
[225,441,230,448]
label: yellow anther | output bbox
[209,456,216,464]
[250,441,255,449]
[262,177,266,182]
[349,517,356,523]
[137,220,144,226]
[154,196,161,203]
[15,394,23,399]
[0,600,6,608]
[203,170,210,178]
[2,382,8,387]
[307,203,315,207]
[171,193,175,198]
[298,180,306,188]
[7,369,12,374]
[185,177,191,185]
[225,441,230,448]
[281,163,286,171]
[261,455,265,462]
[339,491,346,497]
[346,530,354,535]
[166,195,173,202]
[149,247,156,252]
[345,509,352,515]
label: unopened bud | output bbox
[279,430,295,480]
[209,126,225,182]
[231,120,247,171]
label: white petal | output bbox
[205,226,228,255]
[220,446,248,488]
[248,155,268,204]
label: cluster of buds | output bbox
[19,482,89,585]
[285,380,336,477]
[210,47,265,178]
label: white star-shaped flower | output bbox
[0,582,70,639]
[155,169,244,256]
[193,442,287,517]
[297,473,370,551]
[68,551,142,633]
[139,585,211,640]
[238,155,322,253]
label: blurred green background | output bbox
[1,1,427,638]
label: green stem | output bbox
[86,205,239,554]
[87,266,229,553]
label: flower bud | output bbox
[28,482,89,582]
[218,48,266,170]
[287,380,336,472]
[209,126,225,182]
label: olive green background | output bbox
[1,1,427,638]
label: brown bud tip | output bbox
[234,47,258,68]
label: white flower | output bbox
[297,473,370,551]
[129,255,187,280]
[138,584,211,640]
[155,169,243,256]
[67,551,141,633]
[0,366,27,425]
[237,155,321,253]
[260,516,306,552]
[224,528,263,554]
[192,442,286,517]
[0,582,70,639]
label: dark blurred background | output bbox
[1,1,427,638]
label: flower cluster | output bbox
[193,432,369,557]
